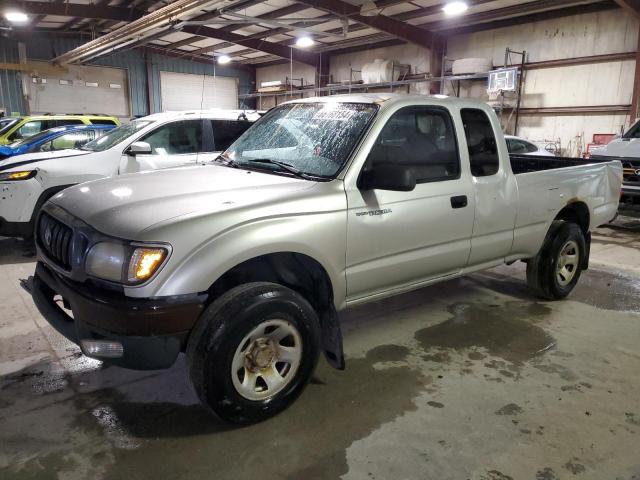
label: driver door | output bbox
[345,106,475,301]
[120,119,203,173]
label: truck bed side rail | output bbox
[509,154,594,175]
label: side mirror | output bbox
[359,163,416,192]
[126,141,152,156]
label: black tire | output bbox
[187,282,321,424]
[526,221,586,300]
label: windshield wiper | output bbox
[213,153,239,168]
[246,158,318,180]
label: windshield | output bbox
[223,102,378,178]
[623,119,640,139]
[81,120,153,152]
[0,118,19,135]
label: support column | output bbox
[630,25,640,124]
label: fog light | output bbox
[80,340,124,359]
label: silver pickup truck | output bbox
[29,94,622,424]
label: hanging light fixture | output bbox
[4,11,29,23]
[217,54,231,65]
[295,36,314,48]
[442,1,468,16]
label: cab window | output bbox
[140,120,203,155]
[461,109,499,177]
[365,106,460,183]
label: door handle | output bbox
[450,195,468,209]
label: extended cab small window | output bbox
[366,106,460,183]
[461,109,499,177]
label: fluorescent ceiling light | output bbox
[5,11,28,23]
[295,36,314,48]
[442,1,468,16]
[217,54,231,64]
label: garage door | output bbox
[28,61,130,119]
[160,71,238,111]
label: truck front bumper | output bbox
[31,262,208,370]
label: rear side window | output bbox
[211,120,253,151]
[366,106,460,183]
[90,119,118,126]
[461,109,499,177]
[52,119,84,127]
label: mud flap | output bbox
[582,231,591,270]
[320,308,345,370]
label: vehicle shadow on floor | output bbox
[0,237,35,265]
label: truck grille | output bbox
[38,212,73,269]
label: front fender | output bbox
[145,212,348,309]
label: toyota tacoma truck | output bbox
[28,94,622,424]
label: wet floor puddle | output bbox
[415,302,555,365]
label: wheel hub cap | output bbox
[231,319,303,401]
[246,339,277,371]
[556,240,579,287]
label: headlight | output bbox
[85,242,127,283]
[85,242,168,285]
[0,170,37,181]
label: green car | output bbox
[0,114,120,145]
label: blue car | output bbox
[0,124,115,159]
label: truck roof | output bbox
[284,93,492,109]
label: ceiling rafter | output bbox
[613,0,640,18]
[294,0,433,49]
[19,1,146,23]
[238,0,616,64]
[181,25,320,65]
[165,0,410,52]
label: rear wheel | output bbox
[526,221,586,300]
[187,282,321,424]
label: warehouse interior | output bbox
[1,0,640,479]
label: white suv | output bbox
[0,109,261,237]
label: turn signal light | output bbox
[127,247,167,283]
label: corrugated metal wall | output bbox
[0,38,27,115]
[0,34,255,117]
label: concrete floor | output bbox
[1,217,639,480]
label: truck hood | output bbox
[50,164,316,238]
[0,149,89,171]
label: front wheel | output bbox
[187,282,321,424]
[526,221,586,300]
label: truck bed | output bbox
[509,154,593,174]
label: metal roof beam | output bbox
[614,0,640,18]
[181,25,320,65]
[20,1,146,22]
[295,0,433,48]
